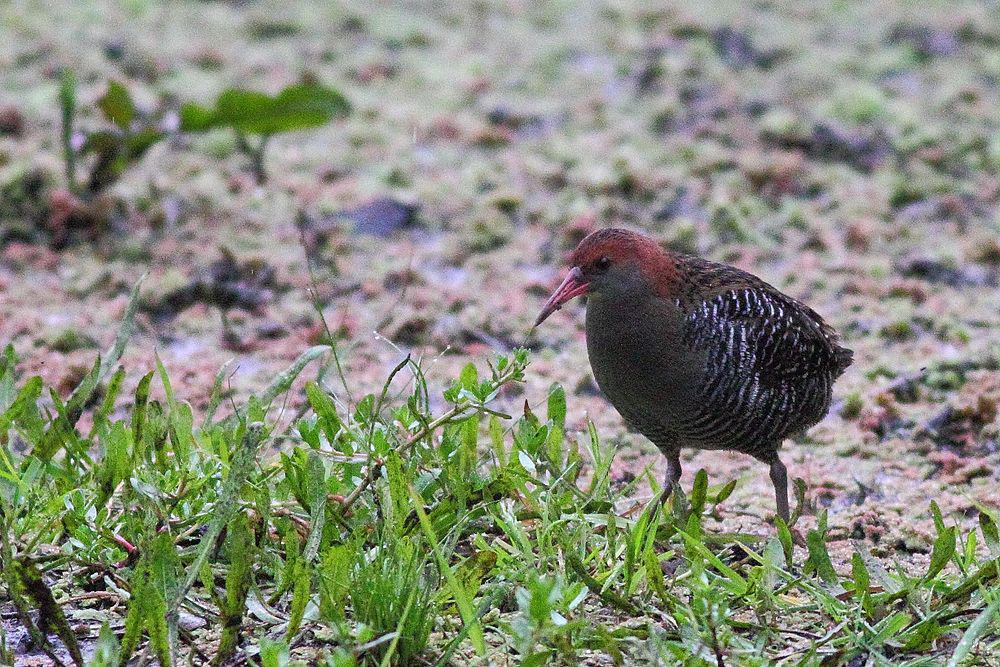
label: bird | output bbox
[533,228,853,522]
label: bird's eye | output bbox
[594,256,612,271]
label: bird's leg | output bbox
[659,448,682,505]
[769,457,789,523]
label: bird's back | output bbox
[667,254,852,458]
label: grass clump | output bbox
[347,533,436,664]
[0,286,999,665]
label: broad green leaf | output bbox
[178,102,217,132]
[713,478,737,504]
[925,526,956,581]
[689,469,708,515]
[318,545,352,621]
[0,376,44,442]
[305,381,341,440]
[88,623,120,667]
[259,637,291,667]
[302,452,327,562]
[544,424,564,471]
[852,552,870,594]
[930,500,946,535]
[872,611,912,645]
[521,650,554,667]
[804,529,838,584]
[546,383,566,429]
[97,80,135,129]
[459,362,478,390]
[183,83,349,135]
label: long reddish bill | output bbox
[533,266,589,328]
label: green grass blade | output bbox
[215,511,256,665]
[946,597,1000,667]
[171,422,266,612]
[215,345,331,428]
[104,276,145,374]
[10,557,84,666]
[406,484,485,655]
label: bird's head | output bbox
[534,227,672,327]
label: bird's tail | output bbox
[834,345,854,376]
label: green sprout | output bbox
[58,72,166,198]
[179,82,350,184]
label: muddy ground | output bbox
[2,0,1000,653]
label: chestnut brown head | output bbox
[534,228,672,327]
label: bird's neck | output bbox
[585,289,684,355]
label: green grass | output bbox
[1,290,998,666]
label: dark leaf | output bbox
[713,478,737,504]
[126,127,165,157]
[80,130,121,157]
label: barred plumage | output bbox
[670,257,851,460]
[535,228,853,522]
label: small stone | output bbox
[0,104,26,137]
[341,197,419,237]
[178,611,207,631]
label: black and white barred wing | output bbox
[683,284,849,387]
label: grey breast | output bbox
[584,293,701,449]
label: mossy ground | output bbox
[1,1,999,664]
